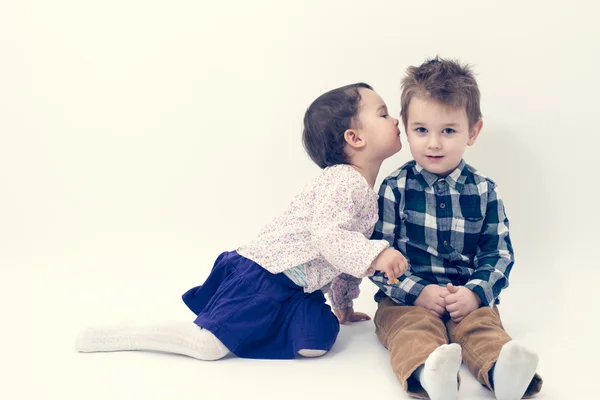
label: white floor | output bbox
[3,249,595,400]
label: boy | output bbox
[369,57,543,400]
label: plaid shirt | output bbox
[369,159,514,307]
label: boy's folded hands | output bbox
[414,283,481,322]
[443,283,482,323]
[414,284,451,317]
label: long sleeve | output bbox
[369,176,431,305]
[465,184,514,306]
[370,270,431,305]
[371,178,401,246]
[310,174,389,278]
[327,273,362,310]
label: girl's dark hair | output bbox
[302,82,373,169]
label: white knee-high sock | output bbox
[416,343,462,400]
[75,321,229,361]
[492,340,538,400]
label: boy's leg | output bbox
[492,340,540,400]
[414,343,462,400]
[373,297,452,399]
[447,306,543,398]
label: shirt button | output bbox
[443,241,449,246]
[439,180,445,185]
[440,203,446,209]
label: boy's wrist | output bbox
[464,282,491,307]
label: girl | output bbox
[76,82,408,360]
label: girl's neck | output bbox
[350,160,382,189]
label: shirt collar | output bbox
[412,159,468,192]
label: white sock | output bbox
[416,343,462,400]
[75,321,229,361]
[493,340,538,400]
[297,349,327,358]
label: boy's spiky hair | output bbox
[400,56,482,128]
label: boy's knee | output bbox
[464,305,501,323]
[385,306,446,336]
[409,306,445,322]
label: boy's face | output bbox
[404,96,482,177]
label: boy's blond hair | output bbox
[400,56,482,129]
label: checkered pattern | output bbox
[369,160,514,307]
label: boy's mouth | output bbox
[426,155,444,159]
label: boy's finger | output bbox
[447,283,459,293]
[432,304,445,315]
[446,303,459,312]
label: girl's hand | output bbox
[334,306,371,324]
[371,248,409,284]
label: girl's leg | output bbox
[297,349,327,357]
[286,290,340,359]
[76,321,229,361]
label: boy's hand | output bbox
[414,284,450,317]
[334,306,371,325]
[371,248,409,284]
[443,283,482,323]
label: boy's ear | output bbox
[344,129,366,149]
[467,120,483,146]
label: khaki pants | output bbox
[374,297,543,399]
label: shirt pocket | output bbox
[450,207,484,254]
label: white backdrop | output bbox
[1,1,598,399]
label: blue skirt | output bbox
[182,251,340,359]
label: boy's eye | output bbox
[415,127,427,133]
[442,128,455,134]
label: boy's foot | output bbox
[493,340,538,400]
[76,321,229,361]
[416,343,462,400]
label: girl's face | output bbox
[353,89,402,162]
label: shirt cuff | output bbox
[465,280,494,307]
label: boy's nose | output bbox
[427,136,441,149]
